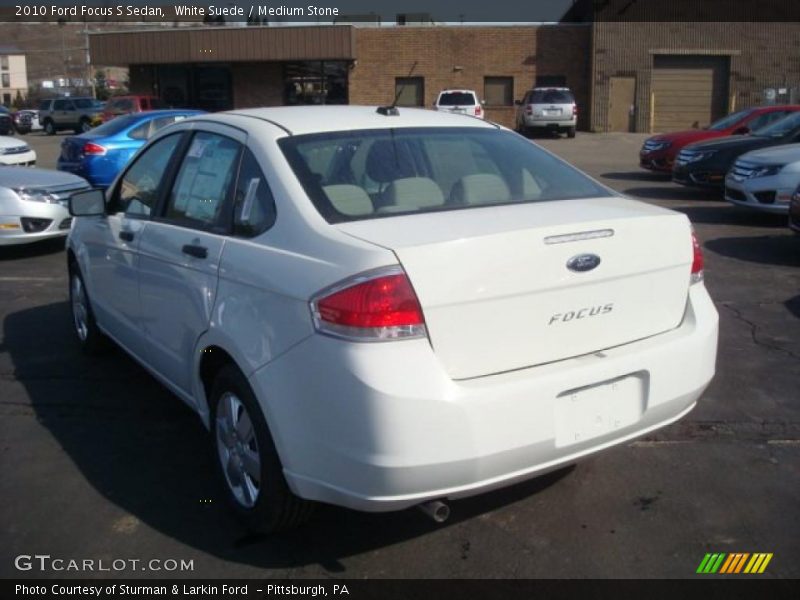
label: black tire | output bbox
[78,118,92,134]
[44,119,56,135]
[210,364,314,533]
[566,126,576,139]
[68,263,107,355]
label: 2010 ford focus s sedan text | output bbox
[66,106,719,533]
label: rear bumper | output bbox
[250,283,718,512]
[523,116,576,129]
[57,158,113,188]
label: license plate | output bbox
[554,374,646,447]
[545,109,562,115]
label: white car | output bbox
[724,143,800,214]
[67,106,718,532]
[434,89,485,119]
[0,136,36,166]
[0,166,89,245]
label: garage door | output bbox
[651,55,729,133]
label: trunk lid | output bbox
[336,197,693,380]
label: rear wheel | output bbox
[210,365,314,533]
[44,120,56,135]
[69,265,107,355]
[566,126,576,139]
[78,118,92,133]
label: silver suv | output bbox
[516,87,577,138]
[434,89,485,119]
[39,97,103,135]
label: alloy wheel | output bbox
[70,274,89,342]
[216,392,262,508]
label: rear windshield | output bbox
[528,90,574,104]
[706,108,755,131]
[437,92,476,106]
[752,111,800,137]
[87,114,142,136]
[279,127,612,224]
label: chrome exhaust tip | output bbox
[418,499,450,523]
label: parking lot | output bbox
[1,130,798,579]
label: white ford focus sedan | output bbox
[67,106,718,532]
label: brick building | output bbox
[86,18,800,133]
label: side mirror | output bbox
[69,189,105,217]
[732,126,750,135]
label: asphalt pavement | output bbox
[0,130,797,579]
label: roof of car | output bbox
[225,105,497,136]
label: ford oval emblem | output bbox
[567,253,601,273]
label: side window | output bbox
[164,132,241,229]
[128,121,150,140]
[233,149,277,238]
[53,100,68,110]
[112,133,183,217]
[748,112,784,131]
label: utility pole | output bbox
[83,18,94,98]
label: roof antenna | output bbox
[377,60,418,116]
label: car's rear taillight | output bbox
[691,229,704,284]
[525,106,533,115]
[82,142,107,156]
[475,105,482,117]
[573,105,578,117]
[311,267,427,341]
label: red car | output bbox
[100,95,165,123]
[639,105,800,173]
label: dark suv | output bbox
[39,98,103,135]
[0,106,12,136]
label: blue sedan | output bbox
[57,110,203,188]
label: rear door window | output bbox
[163,132,242,230]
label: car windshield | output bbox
[752,111,800,137]
[0,106,9,114]
[279,127,612,224]
[88,114,143,136]
[438,92,476,106]
[706,108,755,131]
[529,90,574,104]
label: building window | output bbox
[1,73,10,88]
[284,61,348,106]
[536,75,567,87]
[0,56,8,71]
[394,77,424,107]
[484,77,513,106]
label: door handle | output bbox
[119,230,134,242]
[182,244,208,259]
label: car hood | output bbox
[684,134,778,153]
[736,142,800,165]
[0,136,28,149]
[0,166,89,190]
